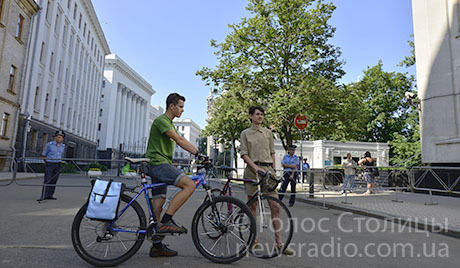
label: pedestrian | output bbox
[342,153,357,194]
[358,151,376,194]
[240,106,293,255]
[279,145,299,207]
[145,93,201,257]
[38,130,66,202]
[302,158,310,183]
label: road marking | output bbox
[0,245,73,249]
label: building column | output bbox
[124,91,132,151]
[112,85,122,149]
[140,101,147,152]
[128,95,137,152]
[118,87,127,151]
[134,97,141,153]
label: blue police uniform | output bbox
[40,140,65,200]
[279,153,299,206]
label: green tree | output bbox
[203,87,254,169]
[389,35,421,166]
[348,61,415,143]
[197,0,344,149]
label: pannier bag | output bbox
[86,179,124,221]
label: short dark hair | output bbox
[364,151,371,158]
[249,106,264,115]
[166,93,185,109]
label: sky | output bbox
[91,0,415,130]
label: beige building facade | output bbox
[0,0,39,170]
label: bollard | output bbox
[424,189,438,205]
[320,193,329,210]
[341,191,352,204]
[309,172,314,198]
[392,188,404,203]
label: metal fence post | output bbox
[309,171,314,198]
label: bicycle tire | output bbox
[192,195,256,264]
[71,194,147,267]
[247,195,293,258]
[201,188,224,239]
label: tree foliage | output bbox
[198,0,344,149]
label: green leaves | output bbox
[197,0,344,149]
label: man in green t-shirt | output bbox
[146,93,201,258]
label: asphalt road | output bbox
[1,175,460,268]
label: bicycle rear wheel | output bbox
[71,194,147,267]
[247,194,293,258]
[192,195,256,264]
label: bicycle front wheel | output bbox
[247,194,293,258]
[71,194,147,267]
[192,195,256,264]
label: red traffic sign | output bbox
[294,114,308,130]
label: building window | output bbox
[67,0,71,9]
[0,0,4,22]
[0,113,9,137]
[16,14,24,40]
[182,126,185,131]
[39,42,45,64]
[45,1,51,22]
[40,133,48,152]
[99,109,102,117]
[53,99,58,121]
[54,13,59,33]
[44,94,50,116]
[30,130,38,151]
[33,87,40,111]
[62,24,67,44]
[7,65,17,93]
[49,52,54,72]
[83,22,86,37]
[78,13,82,29]
[73,3,77,20]
[98,123,101,131]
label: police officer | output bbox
[279,145,299,207]
[38,130,66,202]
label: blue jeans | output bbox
[342,174,355,191]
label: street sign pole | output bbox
[294,114,308,190]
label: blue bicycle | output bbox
[71,157,256,266]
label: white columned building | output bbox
[97,54,155,159]
[18,0,110,159]
[412,0,460,164]
[172,118,201,165]
[147,105,164,135]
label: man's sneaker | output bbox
[149,243,178,257]
[156,220,187,234]
[275,245,294,256]
[282,247,294,256]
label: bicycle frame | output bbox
[109,171,210,235]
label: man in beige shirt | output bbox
[240,106,293,255]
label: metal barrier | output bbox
[0,156,16,186]
[3,158,460,199]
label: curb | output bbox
[296,196,460,239]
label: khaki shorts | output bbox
[243,165,277,196]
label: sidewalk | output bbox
[296,188,460,238]
[0,172,41,182]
